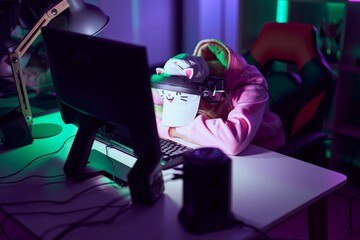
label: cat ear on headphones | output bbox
[183,68,194,79]
[156,68,164,75]
[156,67,194,80]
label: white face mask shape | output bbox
[159,89,201,127]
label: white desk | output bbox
[0,112,347,240]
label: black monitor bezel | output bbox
[42,26,164,205]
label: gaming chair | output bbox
[243,22,337,166]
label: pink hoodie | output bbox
[153,39,285,155]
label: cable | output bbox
[105,143,118,188]
[0,134,74,238]
[10,203,127,217]
[0,181,128,238]
[0,132,135,238]
[9,198,126,239]
[0,174,64,185]
[331,188,360,235]
[0,163,128,239]
[0,223,10,240]
[53,201,132,240]
[0,181,117,207]
[346,191,360,234]
[41,198,132,240]
[0,135,75,181]
[331,143,360,235]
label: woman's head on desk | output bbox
[150,39,285,156]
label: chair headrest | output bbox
[250,22,322,70]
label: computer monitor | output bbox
[41,27,164,205]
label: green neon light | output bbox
[131,0,140,43]
[276,0,289,23]
[325,2,346,22]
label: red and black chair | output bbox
[244,22,337,166]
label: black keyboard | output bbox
[96,136,192,170]
[160,138,192,170]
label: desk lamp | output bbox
[8,0,109,139]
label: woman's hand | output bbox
[170,127,180,138]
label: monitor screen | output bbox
[41,27,164,205]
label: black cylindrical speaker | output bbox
[178,147,234,234]
[0,110,33,148]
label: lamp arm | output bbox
[9,0,70,126]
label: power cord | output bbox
[0,223,10,240]
[0,135,75,182]
[10,202,128,218]
[0,174,65,185]
[347,192,360,234]
[331,145,360,235]
[42,198,132,240]
[105,143,120,188]
[0,181,129,239]
[333,189,360,235]
[0,181,117,207]
[0,134,136,239]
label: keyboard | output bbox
[160,138,192,170]
[96,136,192,170]
[88,138,192,185]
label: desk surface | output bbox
[0,112,347,240]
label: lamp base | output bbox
[32,123,63,139]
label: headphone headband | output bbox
[151,75,205,95]
[152,75,226,97]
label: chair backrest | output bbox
[244,22,336,141]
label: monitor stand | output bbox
[63,115,130,186]
[87,149,131,186]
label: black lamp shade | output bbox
[67,0,109,35]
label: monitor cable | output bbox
[41,197,132,240]
[0,181,130,239]
[105,143,118,188]
[0,134,75,182]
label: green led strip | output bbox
[276,0,289,23]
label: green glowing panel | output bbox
[325,2,345,22]
[276,0,289,23]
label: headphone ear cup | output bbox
[217,78,226,92]
[202,77,226,97]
